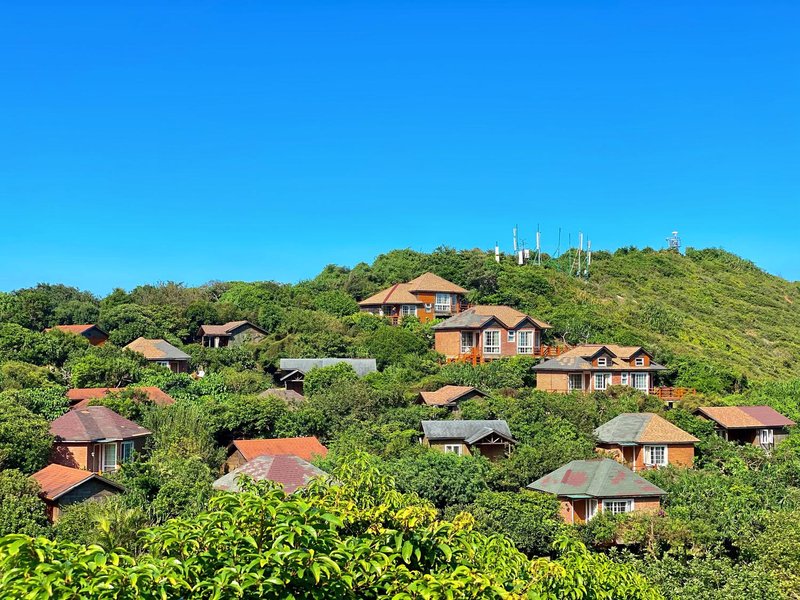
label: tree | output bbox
[303,362,360,398]
[361,325,430,369]
[0,387,70,420]
[0,470,48,537]
[98,303,160,346]
[67,346,146,388]
[313,290,359,317]
[0,397,53,473]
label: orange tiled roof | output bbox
[406,273,467,294]
[45,324,100,335]
[696,406,796,429]
[232,436,329,462]
[419,385,485,407]
[32,464,123,501]
[124,337,190,361]
[359,273,466,306]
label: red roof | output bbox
[50,406,151,442]
[213,455,327,493]
[32,464,123,501]
[67,387,175,409]
[232,437,328,462]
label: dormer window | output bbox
[635,357,645,367]
[597,357,608,367]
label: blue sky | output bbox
[1,1,798,294]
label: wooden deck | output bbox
[447,344,570,365]
[652,387,696,401]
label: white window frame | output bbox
[631,372,649,392]
[586,499,598,521]
[156,360,170,367]
[483,330,501,355]
[102,442,118,473]
[620,372,629,386]
[635,357,645,367]
[594,372,611,391]
[568,374,584,392]
[121,440,135,463]
[443,444,463,455]
[517,330,533,354]
[759,428,774,448]
[424,303,432,313]
[434,293,452,313]
[597,357,608,367]
[507,330,516,343]
[602,498,634,515]
[401,304,417,317]
[460,331,476,354]
[644,445,668,467]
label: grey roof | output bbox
[594,413,699,444]
[124,337,191,361]
[213,455,328,493]
[528,459,666,499]
[432,311,495,330]
[421,419,515,443]
[279,358,377,377]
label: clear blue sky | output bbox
[1,1,798,294]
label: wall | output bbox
[225,449,247,473]
[82,329,108,346]
[535,373,570,392]
[434,331,463,357]
[427,439,471,456]
[51,443,90,470]
[230,325,266,346]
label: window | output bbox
[121,441,135,463]
[517,331,533,354]
[568,374,584,391]
[401,305,417,316]
[443,444,462,455]
[507,330,516,343]
[631,372,649,392]
[635,357,645,367]
[759,429,774,448]
[597,357,608,367]
[644,445,667,467]
[586,499,598,521]
[435,293,452,313]
[620,372,629,386]
[157,360,170,367]
[483,330,501,354]
[102,443,118,473]
[602,499,633,515]
[594,373,611,391]
[461,332,476,353]
[424,303,432,313]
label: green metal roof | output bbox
[527,459,666,499]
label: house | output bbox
[198,321,267,348]
[32,464,124,522]
[418,385,487,409]
[225,436,329,473]
[124,337,191,373]
[66,386,175,410]
[45,324,108,346]
[420,419,515,460]
[358,272,468,324]
[527,459,666,524]
[433,306,552,362]
[533,344,666,394]
[594,413,698,470]
[213,455,327,493]
[278,358,377,394]
[50,406,152,473]
[695,406,795,450]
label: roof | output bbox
[32,464,124,501]
[50,406,152,442]
[278,358,377,378]
[696,406,796,429]
[358,272,467,306]
[67,387,175,409]
[258,388,306,407]
[232,436,329,462]
[533,344,666,372]
[213,455,327,493]
[45,324,107,336]
[432,305,551,330]
[419,385,487,407]
[594,413,699,445]
[124,338,191,361]
[198,321,267,336]
[528,459,666,499]
[421,419,515,443]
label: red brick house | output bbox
[359,272,468,324]
[594,413,698,470]
[696,406,795,451]
[533,344,666,394]
[45,324,108,346]
[528,459,666,524]
[50,406,151,474]
[225,436,329,473]
[433,306,551,361]
[32,464,124,522]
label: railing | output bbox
[538,344,570,357]
[652,387,696,401]
[446,343,571,365]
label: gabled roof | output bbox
[67,387,175,409]
[258,388,306,407]
[695,406,796,429]
[232,436,329,462]
[32,464,124,501]
[50,406,151,443]
[533,344,666,372]
[124,337,191,361]
[594,413,699,445]
[278,358,377,378]
[528,459,666,499]
[421,419,515,443]
[419,385,487,407]
[45,324,107,336]
[358,272,467,306]
[213,455,327,493]
[432,305,551,330]
[198,321,267,336]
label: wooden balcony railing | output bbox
[446,343,571,365]
[652,387,696,401]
